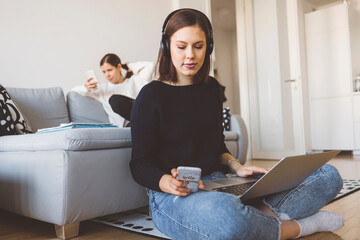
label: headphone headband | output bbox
[160,8,214,57]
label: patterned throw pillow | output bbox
[222,107,231,131]
[0,84,32,134]
[0,99,17,136]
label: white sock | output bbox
[294,211,344,238]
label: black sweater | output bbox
[130,77,229,192]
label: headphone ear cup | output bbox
[207,33,214,55]
[160,37,165,56]
[165,38,170,57]
[161,35,170,57]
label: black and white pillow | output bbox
[0,99,17,136]
[222,107,231,131]
[0,84,32,134]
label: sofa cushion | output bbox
[0,99,17,136]
[222,107,231,131]
[1,84,33,134]
[6,87,69,132]
[0,128,237,152]
[0,128,131,152]
[67,91,110,123]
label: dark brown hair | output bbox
[100,53,133,79]
[157,9,212,84]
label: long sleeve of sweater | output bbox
[130,84,165,191]
[127,61,155,81]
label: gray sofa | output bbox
[0,87,249,239]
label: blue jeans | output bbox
[148,164,342,240]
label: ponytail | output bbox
[121,63,133,79]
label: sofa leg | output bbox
[54,222,80,239]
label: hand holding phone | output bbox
[86,70,98,83]
[177,166,202,193]
[85,70,100,91]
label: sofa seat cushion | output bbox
[0,128,237,152]
[0,128,131,152]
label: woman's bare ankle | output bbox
[255,202,278,217]
[280,220,300,240]
[252,201,300,239]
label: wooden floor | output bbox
[1,151,359,240]
[253,151,360,240]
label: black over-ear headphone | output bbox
[160,8,214,57]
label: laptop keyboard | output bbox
[213,182,255,196]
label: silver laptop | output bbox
[203,151,340,201]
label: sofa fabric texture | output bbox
[67,91,109,123]
[0,149,148,225]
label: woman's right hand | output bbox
[85,77,98,91]
[159,168,203,196]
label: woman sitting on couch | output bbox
[72,53,154,127]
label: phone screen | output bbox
[85,70,102,92]
[85,70,98,83]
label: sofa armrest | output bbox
[230,115,249,165]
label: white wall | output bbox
[0,0,172,93]
[178,0,210,15]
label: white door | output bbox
[305,4,354,150]
[237,0,306,159]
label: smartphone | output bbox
[85,70,99,83]
[85,70,101,92]
[177,166,202,193]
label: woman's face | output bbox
[170,25,206,83]
[101,63,123,84]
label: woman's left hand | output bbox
[235,165,268,178]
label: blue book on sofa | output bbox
[36,122,118,133]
